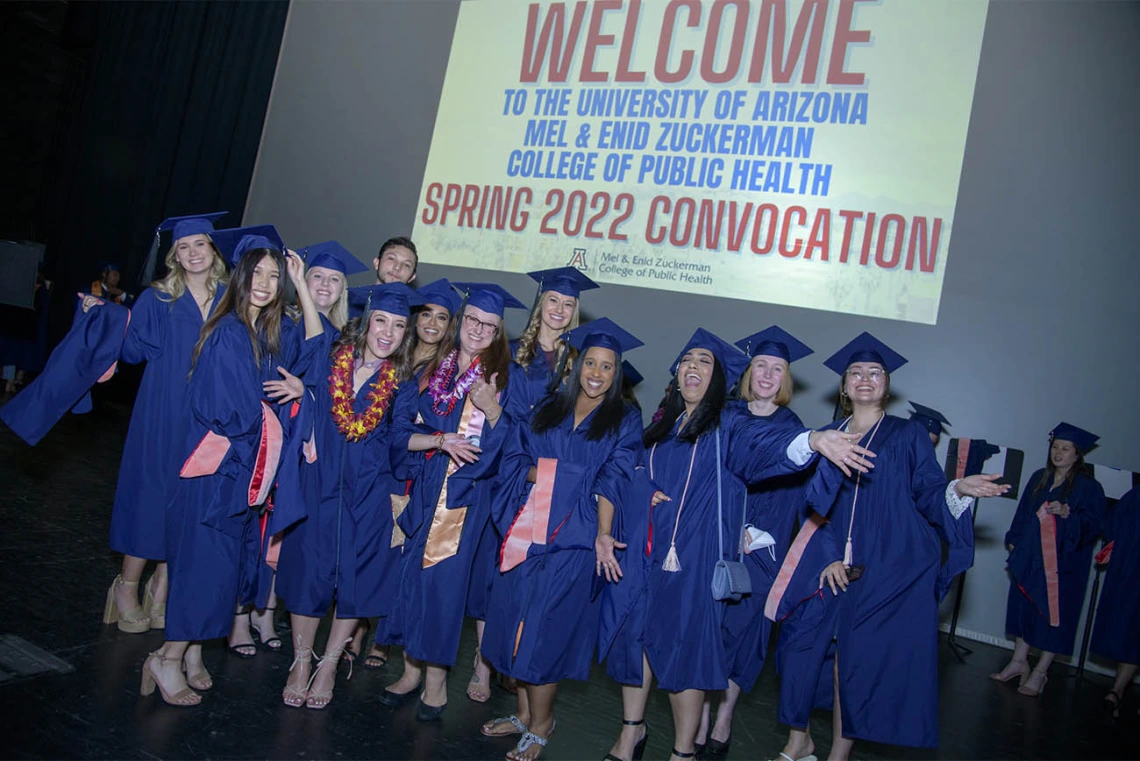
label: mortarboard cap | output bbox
[562,317,643,356]
[527,267,600,299]
[98,261,121,273]
[210,225,285,266]
[670,328,750,384]
[157,212,229,242]
[1049,422,1099,453]
[622,360,643,388]
[909,402,951,436]
[734,325,813,363]
[823,331,907,375]
[416,278,462,315]
[300,241,369,276]
[452,282,526,318]
[348,282,424,319]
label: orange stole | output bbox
[955,438,971,479]
[178,401,284,509]
[1036,505,1061,627]
[499,458,557,572]
[765,512,826,622]
[422,397,487,568]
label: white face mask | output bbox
[744,525,777,561]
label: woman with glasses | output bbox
[378,283,525,721]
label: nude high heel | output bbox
[140,651,201,706]
[103,575,150,634]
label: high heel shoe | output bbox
[706,733,732,757]
[306,638,351,710]
[282,636,313,708]
[250,607,282,651]
[416,695,447,722]
[988,658,1030,686]
[143,575,165,630]
[140,651,201,706]
[603,719,648,761]
[1017,668,1048,697]
[103,575,150,634]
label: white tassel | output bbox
[843,538,853,566]
[662,543,681,572]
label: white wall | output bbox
[245,0,1140,650]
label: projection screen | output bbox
[411,0,988,324]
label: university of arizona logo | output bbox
[565,248,588,271]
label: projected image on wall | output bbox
[412,0,988,325]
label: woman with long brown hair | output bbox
[139,228,320,706]
[991,423,1106,696]
[378,283,525,721]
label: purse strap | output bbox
[714,427,745,564]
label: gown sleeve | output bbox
[120,289,166,365]
[907,423,975,599]
[725,410,813,486]
[592,408,643,508]
[388,380,426,482]
[1059,476,1106,553]
[1004,472,1043,548]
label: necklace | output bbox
[329,344,398,441]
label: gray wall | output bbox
[246,0,1140,650]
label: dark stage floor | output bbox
[0,395,1136,760]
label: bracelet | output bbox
[435,433,445,450]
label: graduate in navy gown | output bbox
[1090,485,1140,718]
[479,319,643,761]
[771,333,1006,761]
[358,278,462,670]
[600,329,875,761]
[377,283,524,722]
[140,229,320,707]
[991,422,1106,696]
[240,241,369,658]
[275,282,420,709]
[910,401,952,447]
[695,326,815,759]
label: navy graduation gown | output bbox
[164,315,301,641]
[1004,468,1105,655]
[482,404,642,684]
[509,338,560,413]
[275,345,413,619]
[0,298,129,445]
[109,287,224,559]
[721,402,812,692]
[785,415,974,748]
[383,368,514,666]
[1091,486,1140,663]
[615,407,810,692]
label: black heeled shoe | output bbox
[672,750,696,759]
[706,734,731,757]
[415,696,447,722]
[378,682,422,707]
[603,719,649,761]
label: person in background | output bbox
[620,360,643,409]
[909,402,951,447]
[373,236,418,286]
[91,262,131,305]
[991,422,1106,697]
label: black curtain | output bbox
[43,0,289,339]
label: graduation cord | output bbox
[649,436,700,573]
[840,412,885,566]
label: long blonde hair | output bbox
[513,297,579,368]
[151,240,228,302]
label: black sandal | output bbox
[250,607,282,651]
[1104,690,1122,719]
[227,613,257,659]
[603,719,649,761]
[672,750,696,759]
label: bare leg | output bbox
[710,680,741,744]
[827,655,853,761]
[989,637,1031,682]
[422,662,449,708]
[249,577,281,650]
[226,605,256,656]
[142,640,200,706]
[780,725,815,761]
[283,614,320,706]
[385,651,424,696]
[182,642,212,691]
[468,619,492,701]
[1019,650,1055,695]
[115,555,149,615]
[507,682,559,761]
[1110,662,1138,698]
[606,653,653,761]
[667,688,705,759]
[147,562,168,606]
[695,695,712,746]
[306,615,357,708]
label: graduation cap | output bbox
[823,331,908,375]
[527,267,600,299]
[622,360,643,388]
[416,278,461,315]
[451,282,525,318]
[299,241,369,276]
[562,317,643,356]
[1049,422,1099,453]
[670,328,750,384]
[97,261,121,274]
[909,402,951,436]
[348,282,424,318]
[734,325,813,363]
[139,211,229,285]
[210,225,285,266]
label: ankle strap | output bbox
[622,719,645,726]
[672,749,696,759]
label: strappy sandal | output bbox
[482,714,528,737]
[306,639,351,710]
[603,719,648,761]
[507,723,556,761]
[140,651,201,707]
[103,575,150,634]
[283,637,313,708]
[250,607,282,651]
[227,612,258,658]
[466,649,491,703]
[142,575,166,630]
[671,750,696,759]
[183,660,213,691]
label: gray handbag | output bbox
[711,427,751,602]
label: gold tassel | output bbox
[662,543,681,572]
[843,539,853,567]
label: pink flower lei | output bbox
[428,349,482,416]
